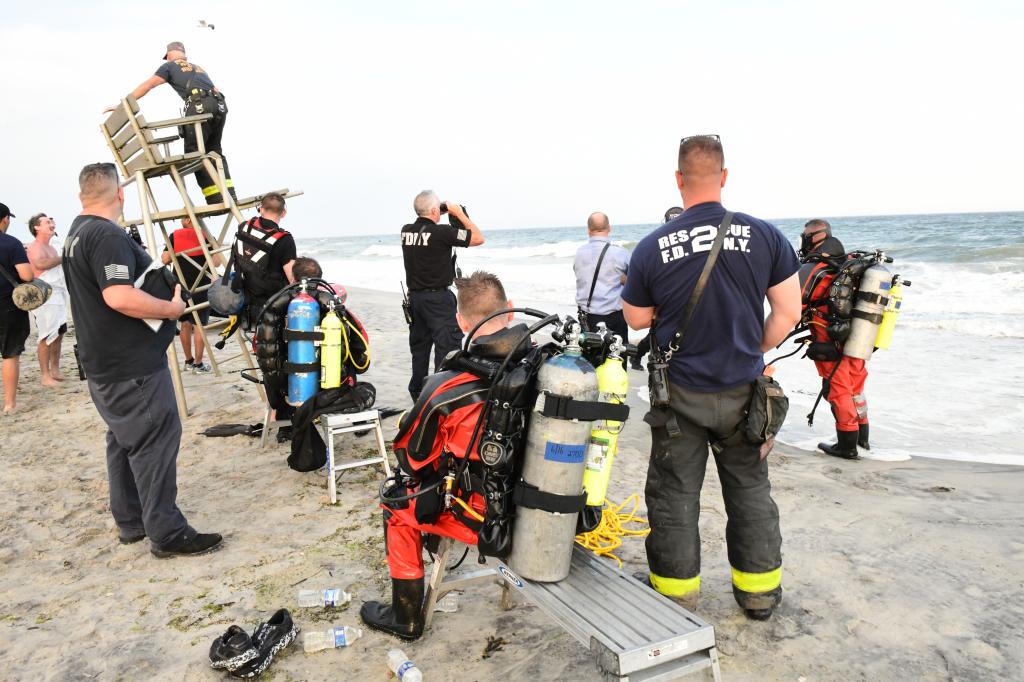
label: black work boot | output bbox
[734,585,782,621]
[818,430,860,460]
[359,578,424,641]
[858,423,870,450]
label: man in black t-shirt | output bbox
[106,41,235,205]
[0,202,33,414]
[401,190,485,400]
[62,163,222,558]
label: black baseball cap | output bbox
[663,206,683,223]
[0,203,14,220]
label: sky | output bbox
[1,0,1022,239]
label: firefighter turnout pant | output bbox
[183,94,236,205]
[644,381,783,611]
[814,356,869,434]
[383,491,483,580]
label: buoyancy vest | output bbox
[799,252,875,354]
[393,371,490,475]
[234,217,290,299]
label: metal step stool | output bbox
[319,409,392,504]
[423,537,722,681]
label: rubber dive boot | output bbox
[818,430,860,460]
[359,578,424,641]
[858,423,870,450]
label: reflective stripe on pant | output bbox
[644,380,782,610]
[87,367,189,547]
[407,289,462,400]
[813,356,869,431]
[383,494,482,580]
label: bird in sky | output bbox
[197,19,215,30]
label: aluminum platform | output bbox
[423,538,722,681]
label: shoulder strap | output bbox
[666,211,734,356]
[585,242,612,312]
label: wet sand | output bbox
[0,286,1020,681]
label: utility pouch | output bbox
[647,352,672,408]
[413,468,444,525]
[745,375,789,444]
[806,341,841,362]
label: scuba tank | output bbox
[506,327,598,582]
[581,337,628,520]
[319,305,343,389]
[843,263,891,360]
[874,275,908,350]
[286,290,321,405]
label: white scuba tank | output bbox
[844,264,891,360]
[505,332,598,582]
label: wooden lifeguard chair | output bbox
[100,95,302,418]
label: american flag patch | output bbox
[104,264,130,280]
[457,229,468,242]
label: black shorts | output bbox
[0,303,30,359]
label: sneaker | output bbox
[232,609,299,678]
[151,528,223,558]
[193,362,213,374]
[209,625,259,673]
[184,359,195,372]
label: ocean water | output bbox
[297,211,1024,466]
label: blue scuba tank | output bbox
[286,292,320,405]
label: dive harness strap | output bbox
[283,361,319,373]
[513,480,587,515]
[540,392,630,422]
[856,290,889,306]
[851,309,884,324]
[283,329,324,342]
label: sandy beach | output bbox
[1,285,1021,681]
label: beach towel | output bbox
[31,266,68,344]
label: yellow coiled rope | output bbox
[574,494,650,568]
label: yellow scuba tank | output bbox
[582,338,629,507]
[319,306,343,389]
[874,275,908,349]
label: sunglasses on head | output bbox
[679,134,721,147]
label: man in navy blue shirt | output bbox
[623,135,800,620]
[0,203,33,414]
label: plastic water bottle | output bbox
[303,625,363,653]
[297,588,352,608]
[387,649,422,682]
[433,592,460,613]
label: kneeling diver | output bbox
[360,271,518,641]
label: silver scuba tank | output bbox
[844,263,891,360]
[505,329,598,582]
